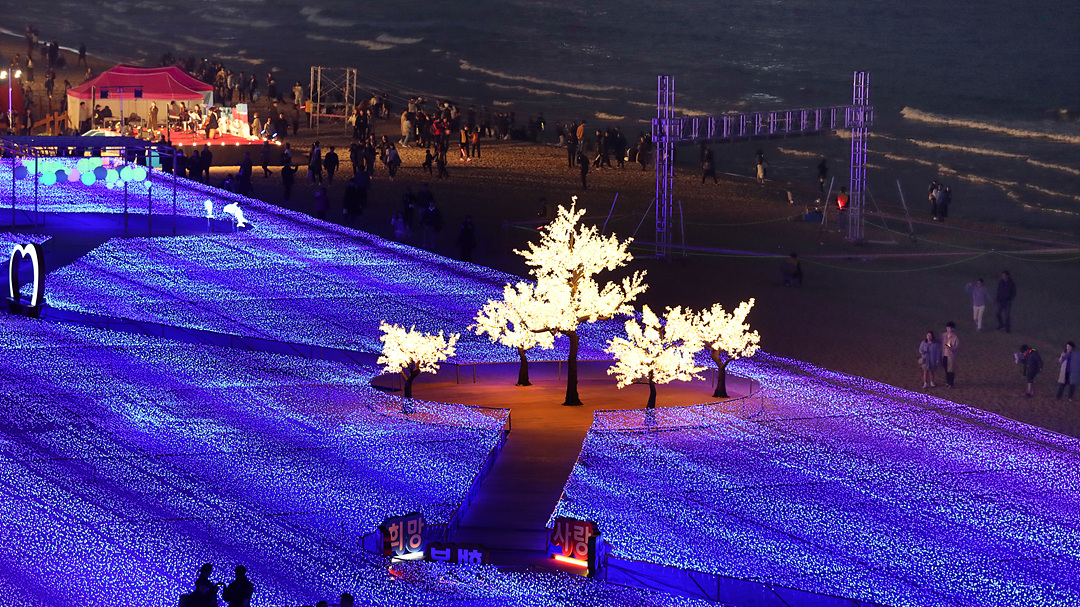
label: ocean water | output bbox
[4,0,1080,232]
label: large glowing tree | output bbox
[606,305,705,409]
[473,281,557,386]
[693,299,760,398]
[377,321,460,399]
[516,199,647,406]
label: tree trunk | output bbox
[516,347,532,386]
[403,366,420,399]
[562,330,583,406]
[646,380,657,409]
[710,350,729,398]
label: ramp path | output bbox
[411,361,756,571]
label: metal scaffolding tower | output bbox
[654,76,676,259]
[652,72,873,254]
[846,71,871,242]
[309,67,358,135]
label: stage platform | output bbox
[164,130,283,166]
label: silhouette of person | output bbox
[222,565,254,607]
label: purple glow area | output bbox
[32,165,619,362]
[0,314,511,605]
[554,353,1080,606]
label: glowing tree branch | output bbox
[606,305,705,409]
[515,199,647,406]
[473,281,557,386]
[378,321,460,399]
[693,299,760,398]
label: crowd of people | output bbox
[917,270,1077,398]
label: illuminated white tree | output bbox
[692,299,761,398]
[378,321,460,399]
[606,305,705,409]
[516,199,647,406]
[473,281,557,386]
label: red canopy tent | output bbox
[67,65,214,130]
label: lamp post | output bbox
[1,69,23,134]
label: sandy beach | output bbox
[3,35,1079,439]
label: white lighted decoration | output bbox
[513,199,647,406]
[8,243,45,309]
[378,321,460,399]
[605,305,705,408]
[473,281,558,386]
[222,203,248,228]
[692,299,761,398]
[203,199,215,219]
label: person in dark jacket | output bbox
[457,215,477,262]
[1016,344,1043,397]
[995,270,1016,333]
[280,160,298,202]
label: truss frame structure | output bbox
[652,72,873,253]
[309,67,358,136]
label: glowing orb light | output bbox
[67,169,81,183]
[93,166,107,180]
[105,169,119,184]
[81,171,96,186]
[12,165,28,180]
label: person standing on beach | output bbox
[420,199,443,250]
[577,150,590,190]
[78,42,87,67]
[1057,341,1079,401]
[817,158,828,192]
[470,128,481,159]
[566,123,578,168]
[964,278,990,331]
[324,146,339,183]
[436,146,449,180]
[308,141,322,185]
[280,160,298,202]
[918,330,942,389]
[941,321,960,388]
[260,141,272,177]
[995,270,1016,332]
[701,146,717,184]
[457,215,477,262]
[1015,344,1043,397]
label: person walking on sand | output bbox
[941,321,960,388]
[308,141,323,185]
[280,160,297,202]
[1057,341,1079,401]
[995,270,1016,332]
[1015,344,1043,397]
[918,330,943,389]
[965,278,991,331]
[324,146,339,183]
[577,150,590,190]
[259,141,272,177]
[701,145,717,184]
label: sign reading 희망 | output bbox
[380,512,426,558]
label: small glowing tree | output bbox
[473,281,557,386]
[516,199,647,406]
[378,321,460,399]
[606,305,705,409]
[692,299,760,398]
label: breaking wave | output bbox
[901,108,1080,144]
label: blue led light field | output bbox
[28,163,617,361]
[555,353,1080,607]
[0,314,515,605]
